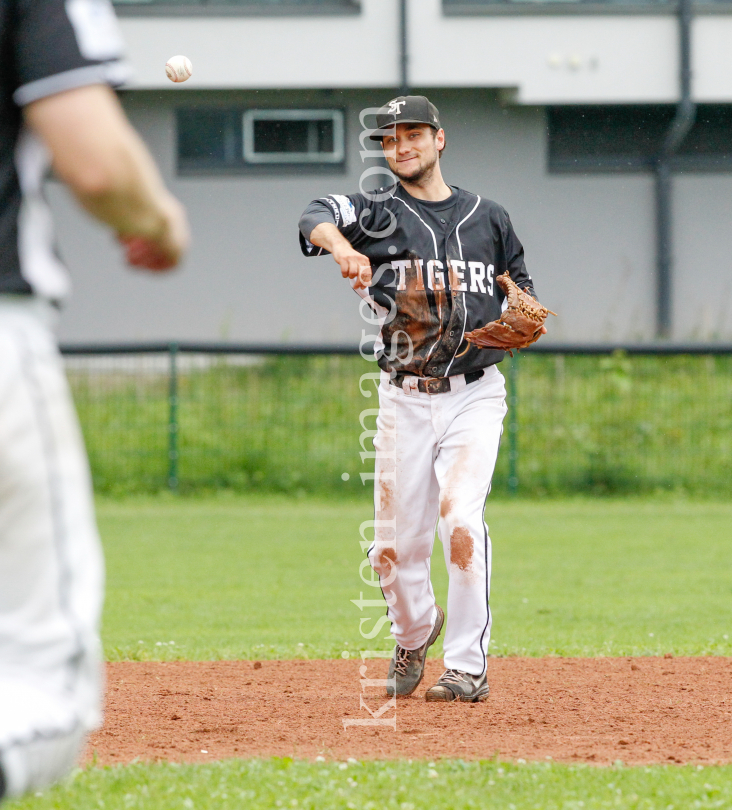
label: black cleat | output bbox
[386,605,444,697]
[425,668,490,703]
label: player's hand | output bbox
[332,245,372,290]
[120,235,177,270]
[119,195,190,272]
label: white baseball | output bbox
[165,55,193,83]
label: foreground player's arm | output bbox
[25,85,189,271]
[306,222,372,290]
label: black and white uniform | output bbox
[0,0,127,799]
[300,184,537,677]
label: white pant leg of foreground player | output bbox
[0,298,103,799]
[369,366,507,681]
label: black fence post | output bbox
[508,353,519,495]
[168,342,179,491]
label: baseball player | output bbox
[298,96,548,702]
[0,0,188,799]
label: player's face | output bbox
[382,124,444,183]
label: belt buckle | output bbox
[402,376,420,396]
[425,378,444,395]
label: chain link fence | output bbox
[61,343,732,497]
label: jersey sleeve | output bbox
[12,0,130,107]
[501,207,537,299]
[298,193,373,257]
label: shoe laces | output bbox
[394,646,411,676]
[440,669,468,685]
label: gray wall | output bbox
[51,88,732,344]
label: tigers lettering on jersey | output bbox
[389,260,494,294]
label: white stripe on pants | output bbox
[368,365,507,676]
[0,297,103,799]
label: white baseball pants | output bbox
[0,297,103,800]
[368,365,507,677]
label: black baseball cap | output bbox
[369,95,442,141]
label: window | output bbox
[178,109,240,164]
[114,0,359,14]
[443,0,720,11]
[547,105,732,173]
[243,110,344,164]
[177,107,346,173]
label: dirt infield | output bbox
[88,657,732,766]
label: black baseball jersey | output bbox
[0,0,128,299]
[299,184,537,379]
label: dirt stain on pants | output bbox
[450,527,474,571]
[378,547,398,569]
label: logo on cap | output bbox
[387,99,407,115]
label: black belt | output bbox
[391,368,484,395]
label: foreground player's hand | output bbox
[332,245,372,290]
[119,195,190,272]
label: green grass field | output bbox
[100,495,732,661]
[11,759,732,810]
[7,495,732,810]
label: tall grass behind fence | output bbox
[65,352,376,496]
[175,353,372,494]
[65,353,170,493]
[514,352,732,495]
[63,346,732,497]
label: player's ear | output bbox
[435,128,446,158]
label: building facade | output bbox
[52,0,732,344]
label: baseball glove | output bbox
[465,272,556,355]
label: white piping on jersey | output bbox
[445,195,481,376]
[393,196,443,363]
[455,195,481,260]
[444,300,469,377]
[425,335,442,366]
[393,197,439,260]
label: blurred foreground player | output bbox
[0,0,188,799]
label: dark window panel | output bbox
[253,119,311,153]
[444,0,675,6]
[115,0,358,6]
[548,105,674,162]
[681,106,732,158]
[177,108,240,163]
[243,110,344,163]
[548,104,732,172]
[317,119,334,152]
[252,118,336,155]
